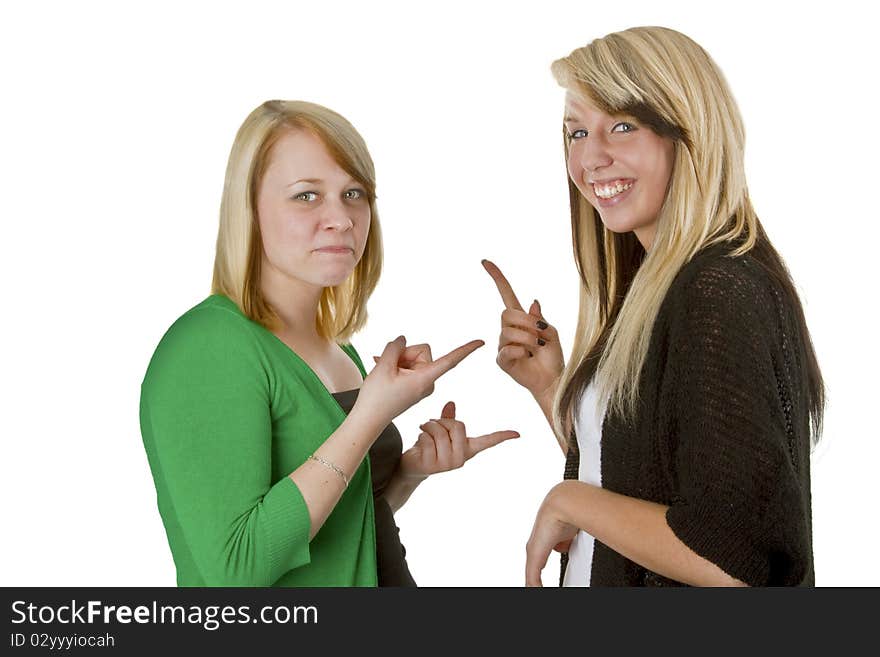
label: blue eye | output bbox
[567,128,588,140]
[294,191,318,201]
[612,122,635,133]
[344,189,365,200]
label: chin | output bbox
[598,219,633,235]
[319,269,356,288]
[598,213,644,235]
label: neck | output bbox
[260,261,324,342]
[634,224,656,252]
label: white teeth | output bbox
[593,181,632,199]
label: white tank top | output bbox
[562,379,607,587]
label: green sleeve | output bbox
[140,305,311,586]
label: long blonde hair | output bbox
[550,27,764,440]
[212,100,383,341]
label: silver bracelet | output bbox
[308,454,350,488]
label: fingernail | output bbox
[537,338,546,346]
[536,320,548,330]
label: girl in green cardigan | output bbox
[140,101,518,586]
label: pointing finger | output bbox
[467,430,520,456]
[427,339,485,380]
[482,259,523,311]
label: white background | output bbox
[2,0,877,586]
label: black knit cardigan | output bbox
[561,242,815,586]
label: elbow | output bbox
[200,552,276,588]
[188,485,312,586]
[196,525,277,587]
[715,571,749,587]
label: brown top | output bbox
[332,388,416,587]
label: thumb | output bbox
[441,401,456,420]
[529,299,542,318]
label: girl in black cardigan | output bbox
[483,26,824,586]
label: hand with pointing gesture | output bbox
[397,401,520,479]
[481,260,565,404]
[356,335,484,428]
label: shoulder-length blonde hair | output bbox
[211,100,383,342]
[550,26,823,442]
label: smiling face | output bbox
[256,128,371,292]
[564,92,675,250]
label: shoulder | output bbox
[663,242,780,327]
[143,295,265,387]
[159,295,260,350]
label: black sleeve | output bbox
[663,261,812,586]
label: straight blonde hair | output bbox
[550,27,823,443]
[212,100,383,341]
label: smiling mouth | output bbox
[592,179,634,199]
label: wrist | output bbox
[395,466,429,484]
[531,381,557,412]
[346,403,390,441]
[547,480,581,525]
[396,451,430,482]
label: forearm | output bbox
[382,468,427,514]
[550,481,747,586]
[289,405,387,540]
[532,384,567,455]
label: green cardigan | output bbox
[140,295,377,586]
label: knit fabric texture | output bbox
[561,242,814,586]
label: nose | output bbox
[319,197,353,232]
[577,135,613,175]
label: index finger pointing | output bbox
[482,259,523,311]
[468,430,521,456]
[426,339,485,380]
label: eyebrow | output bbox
[286,178,323,187]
